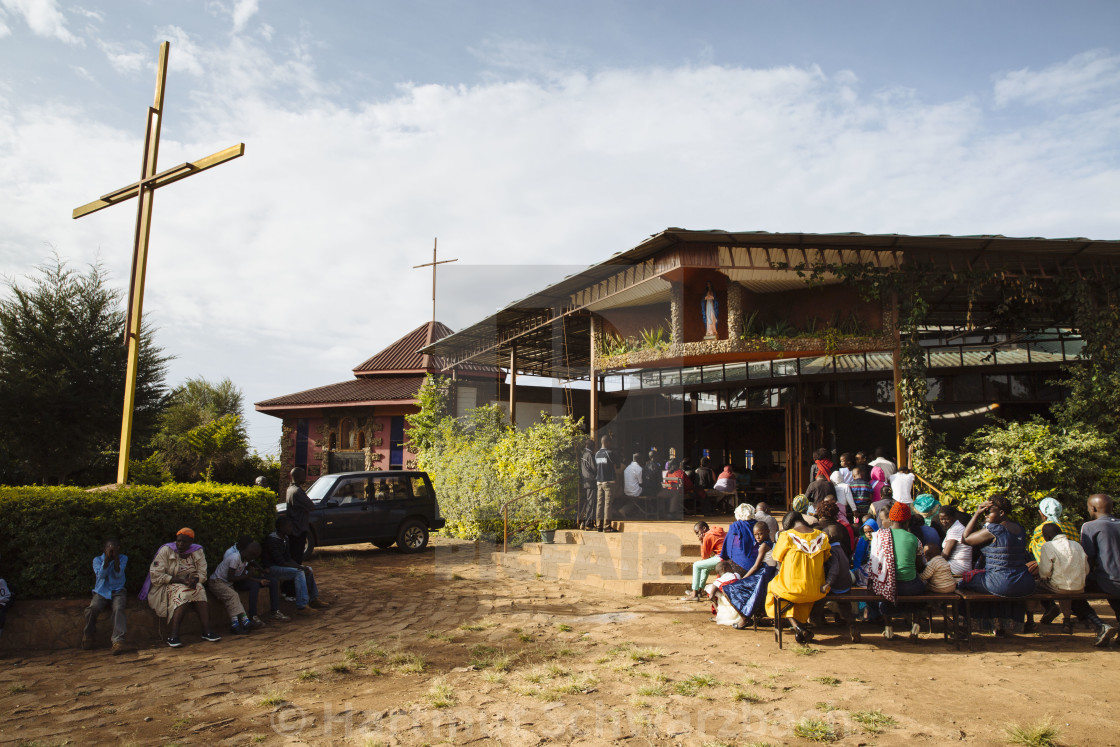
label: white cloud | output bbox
[0,0,79,44]
[0,7,9,38]
[97,39,147,74]
[71,5,102,22]
[231,0,259,33]
[154,25,205,76]
[71,64,94,83]
[994,50,1120,108]
[1,41,1119,452]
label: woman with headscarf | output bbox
[765,511,832,643]
[716,520,778,627]
[719,502,759,575]
[1027,497,1080,562]
[914,493,941,527]
[140,528,220,647]
[872,501,927,639]
[959,495,1036,635]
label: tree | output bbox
[0,257,170,485]
[152,377,250,481]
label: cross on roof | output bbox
[71,41,245,484]
[413,238,458,324]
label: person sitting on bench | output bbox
[874,501,927,640]
[958,496,1036,637]
[766,511,831,644]
[1036,522,1089,634]
[1071,493,1120,647]
[681,520,726,601]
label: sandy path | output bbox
[0,536,1116,746]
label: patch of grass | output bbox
[551,673,599,695]
[813,675,841,686]
[482,671,505,683]
[793,717,840,742]
[98,707,117,714]
[469,644,516,672]
[329,661,352,674]
[673,674,718,697]
[815,701,838,712]
[628,646,666,662]
[387,651,426,674]
[77,689,93,696]
[1005,719,1061,747]
[606,641,635,655]
[8,683,28,694]
[556,623,573,632]
[459,621,491,631]
[636,683,667,697]
[425,630,455,643]
[258,687,287,707]
[517,632,533,642]
[425,679,456,708]
[792,644,820,656]
[170,717,191,732]
[296,669,320,682]
[450,573,465,581]
[359,641,387,658]
[852,709,898,734]
[732,687,764,703]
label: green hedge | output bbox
[0,483,275,599]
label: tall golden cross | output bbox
[72,41,245,484]
[412,238,457,323]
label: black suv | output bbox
[278,470,445,556]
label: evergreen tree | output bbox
[0,257,170,484]
[151,376,250,481]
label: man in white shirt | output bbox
[869,447,897,480]
[889,468,915,505]
[623,453,644,498]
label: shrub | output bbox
[0,483,275,599]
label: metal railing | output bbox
[502,476,577,553]
[913,472,943,498]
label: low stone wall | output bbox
[0,591,263,652]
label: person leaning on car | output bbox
[285,467,316,564]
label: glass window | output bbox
[805,382,834,403]
[641,369,661,389]
[953,374,983,401]
[985,374,1011,400]
[728,388,748,409]
[662,369,681,387]
[369,475,411,501]
[926,377,944,402]
[693,391,719,412]
[603,375,623,392]
[748,387,773,408]
[749,361,771,379]
[669,391,687,413]
[410,476,430,499]
[306,475,340,503]
[623,372,642,390]
[725,363,747,381]
[332,476,370,504]
[777,386,796,405]
[1009,374,1032,400]
[874,380,895,404]
[773,360,797,377]
[681,367,703,385]
[701,365,724,384]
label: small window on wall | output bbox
[771,451,787,469]
[743,450,754,469]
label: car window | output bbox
[410,476,429,499]
[332,477,369,505]
[369,475,411,501]
[306,475,338,503]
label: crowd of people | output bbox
[682,447,1120,647]
[0,468,331,654]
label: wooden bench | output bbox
[770,588,961,649]
[955,589,1117,650]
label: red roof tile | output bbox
[255,376,424,411]
[352,321,496,375]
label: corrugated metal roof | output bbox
[353,321,496,374]
[255,376,424,410]
[796,348,1065,376]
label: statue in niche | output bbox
[701,281,719,339]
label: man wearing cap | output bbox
[141,528,221,647]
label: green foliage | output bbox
[151,377,249,482]
[0,257,170,485]
[127,453,173,486]
[0,483,274,599]
[1052,286,1120,440]
[929,418,1117,526]
[407,376,581,543]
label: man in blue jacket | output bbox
[82,538,128,654]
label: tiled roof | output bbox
[255,376,424,411]
[352,321,449,374]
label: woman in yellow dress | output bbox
[766,511,832,643]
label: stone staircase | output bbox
[490,519,729,597]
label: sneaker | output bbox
[294,606,318,616]
[308,598,330,609]
[268,610,290,622]
[249,615,267,629]
[1094,624,1117,648]
[81,635,94,651]
[1061,620,1074,635]
[883,624,894,640]
[111,642,128,656]
[166,636,183,648]
[910,622,921,640]
[680,590,699,601]
[231,620,250,635]
[200,632,221,642]
[283,594,297,603]
[848,625,862,644]
[1039,606,1061,625]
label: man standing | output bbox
[81,539,128,655]
[594,434,621,532]
[578,439,597,531]
[1072,493,1120,646]
[869,447,897,481]
[286,466,316,563]
[264,516,329,615]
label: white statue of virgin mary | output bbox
[701,281,719,338]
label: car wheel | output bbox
[373,540,395,549]
[396,520,429,553]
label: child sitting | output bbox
[1037,522,1090,633]
[918,543,957,593]
[706,560,745,627]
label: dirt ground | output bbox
[1,536,1117,747]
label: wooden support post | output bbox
[509,347,517,427]
[891,292,908,468]
[589,317,599,443]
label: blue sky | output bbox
[2,0,1119,454]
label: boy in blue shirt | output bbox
[82,539,128,654]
